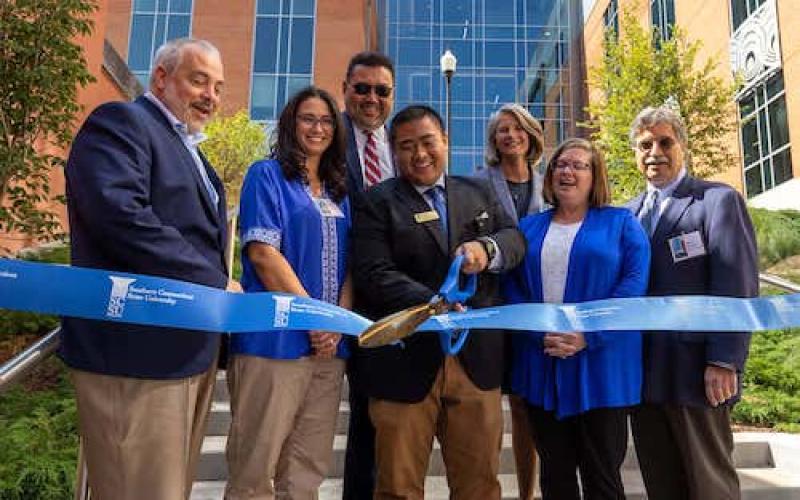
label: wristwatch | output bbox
[477,236,497,261]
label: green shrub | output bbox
[0,360,78,499]
[734,327,800,430]
[748,208,800,269]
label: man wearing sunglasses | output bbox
[626,105,758,500]
[341,50,397,500]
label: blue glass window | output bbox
[651,0,675,41]
[380,0,575,174]
[739,71,792,197]
[251,75,278,121]
[250,0,316,121]
[127,0,193,87]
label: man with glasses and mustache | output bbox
[626,106,758,500]
[62,38,239,500]
[341,50,397,500]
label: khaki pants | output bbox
[71,364,216,500]
[225,355,345,500]
[369,356,502,500]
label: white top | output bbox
[541,220,583,304]
[354,125,394,182]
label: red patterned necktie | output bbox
[363,130,382,188]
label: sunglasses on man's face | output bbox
[350,82,393,98]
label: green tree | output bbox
[202,110,268,272]
[0,0,97,244]
[583,9,740,202]
[203,110,268,210]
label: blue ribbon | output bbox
[418,294,800,333]
[2,258,800,337]
[0,259,370,335]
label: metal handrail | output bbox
[0,327,60,393]
[759,272,800,293]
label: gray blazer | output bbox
[474,164,545,222]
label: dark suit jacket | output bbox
[343,112,396,209]
[352,175,526,402]
[61,96,229,379]
[626,175,758,407]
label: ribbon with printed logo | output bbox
[1,258,800,337]
[0,258,370,335]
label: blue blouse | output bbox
[505,206,650,418]
[233,159,351,359]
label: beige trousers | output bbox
[369,356,502,500]
[71,364,217,500]
[224,355,345,500]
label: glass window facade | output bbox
[730,0,767,33]
[128,0,193,86]
[739,71,792,197]
[651,0,675,41]
[378,0,576,174]
[250,0,316,121]
[604,0,619,38]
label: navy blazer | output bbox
[351,176,526,402]
[626,175,759,407]
[61,96,229,379]
[343,112,395,206]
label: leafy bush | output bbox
[734,327,800,431]
[748,208,800,269]
[0,360,78,499]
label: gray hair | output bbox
[629,105,688,151]
[149,38,220,88]
[484,103,544,167]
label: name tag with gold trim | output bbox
[414,210,440,223]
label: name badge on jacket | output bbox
[668,231,706,263]
[414,210,439,223]
[314,198,345,218]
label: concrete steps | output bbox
[191,371,800,499]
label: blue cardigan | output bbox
[505,206,650,418]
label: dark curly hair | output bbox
[272,86,347,202]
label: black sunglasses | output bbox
[350,82,393,98]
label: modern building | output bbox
[104,0,584,174]
[583,0,800,208]
[377,0,586,171]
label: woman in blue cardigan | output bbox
[505,138,650,500]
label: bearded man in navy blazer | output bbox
[62,38,240,500]
[626,106,759,500]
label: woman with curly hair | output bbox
[225,86,351,499]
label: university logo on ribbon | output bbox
[273,295,294,327]
[106,276,137,318]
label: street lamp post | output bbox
[440,49,457,173]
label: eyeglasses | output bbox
[349,82,393,98]
[298,114,335,130]
[554,161,591,171]
[636,137,677,152]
